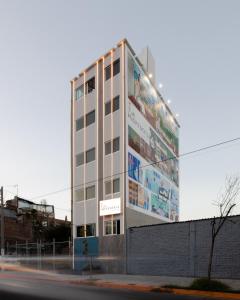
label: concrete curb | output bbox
[69,279,240,299]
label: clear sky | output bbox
[0,0,240,220]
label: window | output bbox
[86,110,95,127]
[76,152,84,167]
[75,85,84,100]
[86,185,95,200]
[85,77,95,94]
[76,117,84,131]
[75,188,84,201]
[76,225,85,237]
[113,220,120,234]
[105,65,111,81]
[105,59,120,81]
[105,141,111,155]
[113,95,120,112]
[113,59,120,76]
[105,101,111,116]
[86,223,96,237]
[105,137,120,155]
[104,220,112,235]
[113,137,120,152]
[86,148,95,163]
[104,220,120,235]
[113,178,120,193]
[105,181,112,195]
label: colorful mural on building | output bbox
[127,51,179,222]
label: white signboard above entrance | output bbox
[99,198,121,216]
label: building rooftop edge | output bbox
[71,38,180,128]
[129,214,240,230]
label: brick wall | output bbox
[127,215,240,279]
[0,216,33,244]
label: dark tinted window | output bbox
[86,223,96,237]
[76,117,84,131]
[104,220,112,235]
[76,152,84,166]
[113,137,120,152]
[105,141,111,155]
[105,181,112,195]
[113,59,120,76]
[86,77,95,94]
[105,65,111,81]
[113,220,120,234]
[113,95,120,112]
[76,225,85,237]
[113,178,120,193]
[86,148,95,163]
[86,110,95,127]
[105,101,111,115]
[86,185,95,200]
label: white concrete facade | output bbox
[71,39,180,242]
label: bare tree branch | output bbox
[208,174,240,280]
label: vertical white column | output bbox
[83,72,86,237]
[96,61,99,237]
[102,56,105,235]
[111,49,114,233]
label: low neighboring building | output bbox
[0,207,33,245]
[0,197,70,248]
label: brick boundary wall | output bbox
[127,215,240,279]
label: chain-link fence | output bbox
[4,239,72,272]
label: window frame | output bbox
[113,59,120,76]
[85,77,95,94]
[76,116,84,131]
[105,101,111,116]
[112,137,120,153]
[76,152,84,167]
[105,140,112,156]
[86,223,96,237]
[75,84,84,100]
[105,65,111,81]
[76,225,85,237]
[105,180,112,195]
[85,110,95,127]
[75,188,84,202]
[86,148,95,164]
[113,178,120,194]
[85,185,95,200]
[113,95,120,112]
[104,219,121,235]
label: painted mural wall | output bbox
[126,51,179,222]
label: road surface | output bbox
[0,269,222,300]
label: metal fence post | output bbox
[68,236,71,257]
[39,240,42,269]
[26,240,28,257]
[53,238,55,271]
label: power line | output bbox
[29,136,240,201]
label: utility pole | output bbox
[0,187,5,256]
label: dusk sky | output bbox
[0,0,240,220]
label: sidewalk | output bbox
[2,263,240,299]
[54,273,240,299]
[59,273,240,291]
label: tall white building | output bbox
[71,39,179,272]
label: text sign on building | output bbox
[99,198,121,216]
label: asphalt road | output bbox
[0,270,220,300]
